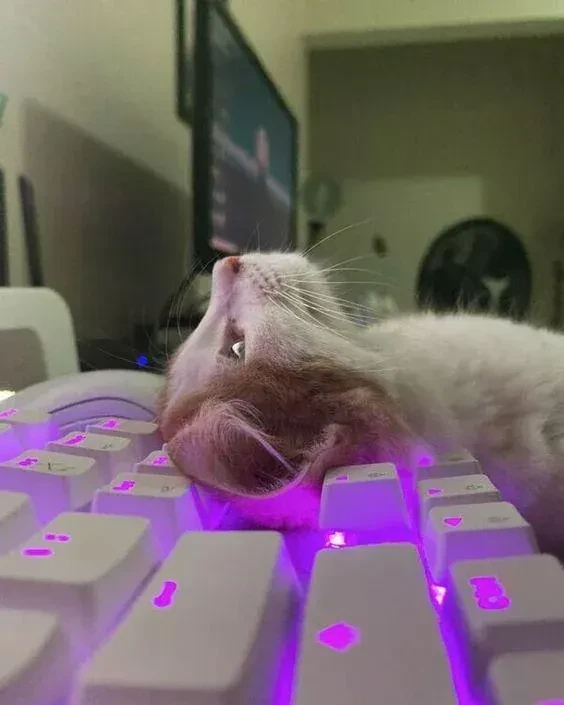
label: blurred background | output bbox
[2,0,564,368]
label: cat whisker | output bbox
[282,283,381,315]
[278,289,356,326]
[301,219,373,257]
[271,293,353,342]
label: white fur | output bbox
[165,252,564,546]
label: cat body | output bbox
[159,252,564,551]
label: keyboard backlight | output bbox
[21,547,53,557]
[102,418,120,429]
[152,580,179,609]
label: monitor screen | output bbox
[192,1,298,269]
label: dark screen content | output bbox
[209,10,294,255]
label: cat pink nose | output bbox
[225,256,241,274]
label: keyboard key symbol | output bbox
[63,433,86,446]
[44,533,71,543]
[427,488,443,496]
[443,516,463,528]
[469,575,511,611]
[17,456,39,468]
[0,408,18,419]
[21,547,54,558]
[335,474,349,482]
[488,516,510,524]
[112,480,136,492]
[317,622,360,652]
[101,418,120,429]
[152,580,179,609]
[151,454,169,466]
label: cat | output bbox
[158,251,564,553]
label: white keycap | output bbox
[92,472,201,558]
[0,422,21,461]
[134,449,182,477]
[417,474,500,530]
[87,418,162,459]
[0,491,38,553]
[0,609,72,705]
[75,531,300,705]
[447,554,564,687]
[48,431,134,482]
[320,463,411,538]
[0,512,156,660]
[293,543,456,705]
[423,501,538,583]
[414,449,480,485]
[488,650,564,705]
[0,407,58,449]
[0,450,103,524]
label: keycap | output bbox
[0,422,21,461]
[0,407,57,449]
[0,609,72,705]
[0,512,156,660]
[293,543,456,705]
[417,474,500,530]
[0,450,103,524]
[92,472,201,558]
[414,449,480,485]
[75,531,300,705]
[319,463,411,538]
[134,449,182,477]
[423,502,538,583]
[446,554,564,688]
[488,650,564,705]
[0,491,38,553]
[48,431,134,483]
[87,418,162,459]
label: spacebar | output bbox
[292,543,457,705]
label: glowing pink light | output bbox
[112,479,136,492]
[152,580,179,608]
[317,622,360,652]
[469,575,511,611]
[102,418,120,429]
[443,516,463,528]
[335,474,349,482]
[325,531,347,549]
[21,547,53,557]
[63,433,86,446]
[427,488,443,496]
[151,454,169,466]
[44,533,71,542]
[0,408,18,419]
[18,456,39,467]
[431,584,447,606]
[417,454,435,467]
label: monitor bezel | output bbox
[192,0,299,272]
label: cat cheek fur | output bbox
[160,355,413,528]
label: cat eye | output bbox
[231,341,245,361]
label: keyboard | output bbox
[0,397,561,704]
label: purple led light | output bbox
[21,547,53,557]
[317,622,360,652]
[151,454,169,466]
[443,516,462,528]
[102,418,120,429]
[431,584,447,606]
[63,433,86,446]
[417,454,435,467]
[325,531,347,549]
[152,580,179,609]
[469,575,511,611]
[335,474,349,482]
[427,488,443,496]
[44,532,71,543]
[112,479,136,492]
[17,456,39,467]
[0,407,18,419]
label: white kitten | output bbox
[159,252,564,552]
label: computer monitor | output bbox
[192,0,298,270]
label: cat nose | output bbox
[225,256,241,274]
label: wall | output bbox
[305,0,564,48]
[0,0,307,339]
[308,36,564,322]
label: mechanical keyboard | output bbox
[0,372,562,704]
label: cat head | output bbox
[158,252,410,528]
